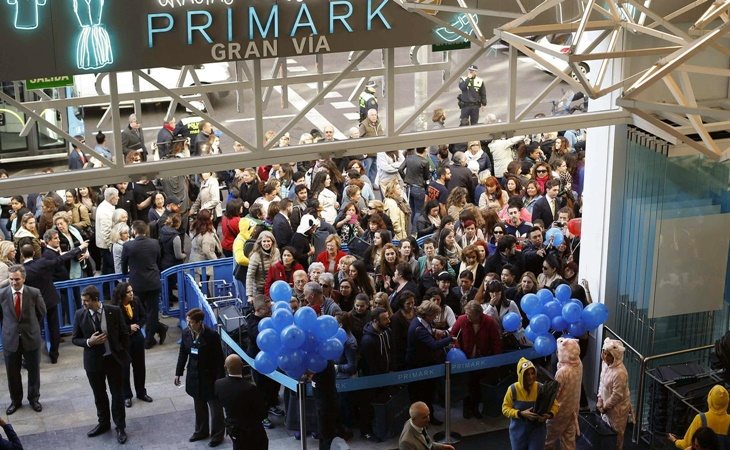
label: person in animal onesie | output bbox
[546,337,583,450]
[597,337,632,450]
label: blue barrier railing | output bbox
[161,257,234,324]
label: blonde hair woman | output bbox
[382,179,411,240]
[0,241,16,287]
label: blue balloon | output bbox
[581,303,602,329]
[446,348,468,363]
[256,329,281,354]
[502,312,522,333]
[254,351,277,375]
[258,317,274,332]
[319,338,344,360]
[314,315,339,341]
[595,303,609,324]
[536,289,553,305]
[534,334,557,356]
[569,321,586,337]
[521,294,541,317]
[281,325,306,349]
[544,301,562,319]
[530,314,551,335]
[334,328,347,345]
[277,349,304,372]
[302,333,319,353]
[273,301,291,312]
[562,302,582,323]
[555,284,572,303]
[524,326,537,342]
[294,306,318,332]
[305,352,328,373]
[287,366,306,380]
[270,280,293,302]
[551,315,568,332]
[271,308,294,330]
[545,228,565,247]
[570,299,583,309]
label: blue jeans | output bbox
[0,218,9,240]
[408,185,426,230]
[362,157,377,187]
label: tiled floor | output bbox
[1,316,512,449]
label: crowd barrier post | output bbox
[434,361,461,445]
[298,380,308,450]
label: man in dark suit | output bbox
[271,198,293,248]
[0,265,46,415]
[531,178,562,229]
[214,355,268,450]
[72,285,130,444]
[30,234,88,363]
[121,221,166,349]
[446,152,477,203]
[485,235,526,280]
[0,416,23,449]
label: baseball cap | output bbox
[468,65,478,71]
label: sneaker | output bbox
[268,406,285,417]
[262,418,274,429]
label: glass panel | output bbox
[0,82,28,152]
[34,89,65,149]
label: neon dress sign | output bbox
[7,0,46,30]
[73,0,114,70]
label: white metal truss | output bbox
[1,0,729,195]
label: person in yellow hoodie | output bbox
[232,204,265,305]
[503,357,559,450]
[669,384,730,449]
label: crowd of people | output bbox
[0,104,596,447]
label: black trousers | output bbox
[137,289,161,346]
[45,303,60,360]
[459,105,480,126]
[193,396,225,441]
[230,426,268,450]
[252,370,280,408]
[4,341,40,405]
[408,378,437,418]
[123,332,147,399]
[100,248,115,275]
[313,380,338,450]
[87,355,126,429]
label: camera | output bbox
[554,221,566,228]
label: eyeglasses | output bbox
[494,230,504,235]
[320,284,330,288]
[536,169,548,173]
[542,265,551,270]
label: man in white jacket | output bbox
[95,187,118,274]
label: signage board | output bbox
[26,76,74,90]
[0,0,523,81]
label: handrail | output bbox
[604,326,716,444]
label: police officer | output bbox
[458,64,487,126]
[359,80,378,122]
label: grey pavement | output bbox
[0,315,508,449]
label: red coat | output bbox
[315,250,347,273]
[450,313,503,358]
[264,261,304,296]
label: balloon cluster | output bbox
[502,284,608,357]
[254,281,345,379]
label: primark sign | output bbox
[0,0,497,81]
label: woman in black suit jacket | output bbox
[175,308,226,447]
[110,282,152,407]
[405,300,455,425]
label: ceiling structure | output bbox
[1,0,729,195]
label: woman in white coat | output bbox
[190,172,222,221]
[375,150,404,190]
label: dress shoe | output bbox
[50,356,58,364]
[158,325,168,345]
[30,401,42,412]
[209,438,223,447]
[116,427,128,444]
[189,433,209,442]
[144,340,156,350]
[124,399,132,408]
[137,394,153,403]
[5,404,20,415]
[87,423,111,437]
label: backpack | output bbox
[700,412,730,450]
